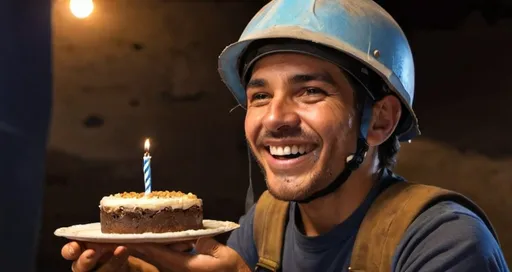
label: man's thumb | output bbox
[194,237,221,256]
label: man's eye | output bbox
[304,88,327,95]
[252,93,269,100]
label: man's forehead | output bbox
[246,71,337,89]
[247,53,348,86]
[251,52,332,70]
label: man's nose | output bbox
[261,97,300,132]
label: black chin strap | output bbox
[296,137,369,203]
[296,97,373,204]
[245,144,255,213]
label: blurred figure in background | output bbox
[0,0,52,271]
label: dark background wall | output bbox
[39,1,512,271]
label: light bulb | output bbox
[70,0,94,19]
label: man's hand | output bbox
[132,237,251,272]
[61,241,132,272]
[61,241,163,272]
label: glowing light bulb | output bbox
[70,0,94,19]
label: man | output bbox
[62,0,509,271]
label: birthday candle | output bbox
[143,138,152,195]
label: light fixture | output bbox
[70,0,94,19]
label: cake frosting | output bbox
[100,191,202,211]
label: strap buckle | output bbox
[255,258,280,272]
[255,265,278,272]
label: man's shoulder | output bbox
[417,197,484,220]
[406,199,491,239]
[382,180,498,244]
[376,178,497,242]
[393,200,508,271]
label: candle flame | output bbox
[144,138,150,152]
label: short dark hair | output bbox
[377,134,400,169]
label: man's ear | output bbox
[366,95,401,147]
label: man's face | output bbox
[244,53,359,201]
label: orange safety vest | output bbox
[253,182,500,272]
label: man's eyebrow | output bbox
[246,78,267,89]
[246,71,337,89]
[290,72,336,86]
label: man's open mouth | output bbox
[266,145,315,160]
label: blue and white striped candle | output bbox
[143,138,152,195]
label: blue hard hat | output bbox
[218,0,420,141]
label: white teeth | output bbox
[269,145,309,156]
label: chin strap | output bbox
[296,97,373,204]
[245,144,255,213]
[296,137,369,203]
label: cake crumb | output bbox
[111,191,198,199]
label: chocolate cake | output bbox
[99,191,203,234]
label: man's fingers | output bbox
[133,244,195,271]
[167,241,195,252]
[83,243,118,252]
[127,256,161,272]
[62,241,84,260]
[96,246,130,272]
[127,242,193,262]
[72,249,102,272]
[195,237,220,256]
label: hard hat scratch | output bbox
[367,23,372,61]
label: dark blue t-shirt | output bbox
[227,171,509,271]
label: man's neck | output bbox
[297,166,381,236]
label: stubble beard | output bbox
[249,113,355,202]
[256,147,332,202]
[266,171,323,202]
[259,134,353,202]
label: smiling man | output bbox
[220,36,508,270]
[61,0,509,271]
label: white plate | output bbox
[54,220,239,244]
